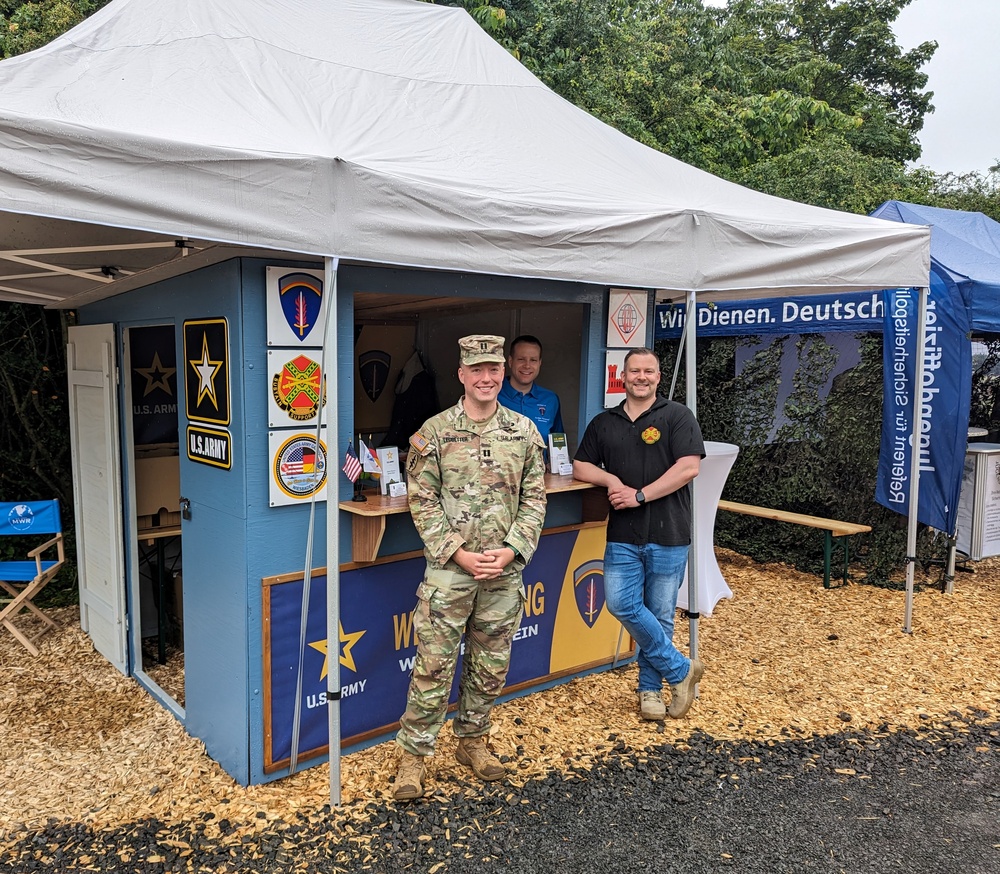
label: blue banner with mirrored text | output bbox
[875,281,971,533]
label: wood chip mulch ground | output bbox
[2,548,998,858]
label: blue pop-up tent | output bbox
[872,201,1000,330]
[872,201,1000,626]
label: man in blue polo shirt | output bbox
[497,335,564,447]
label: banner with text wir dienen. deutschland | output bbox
[874,281,971,534]
[655,291,885,338]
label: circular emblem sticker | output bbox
[274,434,328,499]
[7,504,34,531]
[641,427,661,445]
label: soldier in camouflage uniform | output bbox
[392,334,547,801]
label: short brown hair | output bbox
[623,347,659,369]
[509,335,543,358]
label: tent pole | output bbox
[684,290,700,662]
[288,259,341,779]
[324,256,342,807]
[944,537,956,595]
[903,286,929,633]
[669,316,686,401]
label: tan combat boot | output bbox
[638,690,666,720]
[668,657,704,719]
[455,736,505,781]
[392,751,427,801]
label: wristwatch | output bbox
[635,490,646,505]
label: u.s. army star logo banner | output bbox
[183,318,230,426]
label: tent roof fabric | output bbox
[872,201,1000,331]
[0,0,930,305]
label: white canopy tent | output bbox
[0,0,932,804]
[0,0,930,303]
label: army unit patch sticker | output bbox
[278,272,323,342]
[270,352,325,423]
[607,288,647,347]
[573,559,607,628]
[266,267,326,348]
[641,426,661,445]
[358,349,391,403]
[270,431,328,506]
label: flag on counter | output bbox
[359,439,382,474]
[342,442,362,483]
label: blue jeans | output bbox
[604,542,690,690]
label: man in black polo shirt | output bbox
[573,347,705,721]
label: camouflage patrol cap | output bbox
[458,334,506,365]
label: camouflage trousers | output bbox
[396,566,525,757]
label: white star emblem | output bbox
[189,332,222,410]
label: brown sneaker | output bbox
[638,690,666,720]
[668,657,704,719]
[392,751,427,801]
[455,736,505,781]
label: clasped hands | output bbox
[455,546,516,580]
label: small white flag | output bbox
[360,439,382,474]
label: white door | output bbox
[68,324,128,674]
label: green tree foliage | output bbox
[788,0,936,162]
[735,140,936,214]
[444,0,940,209]
[0,0,107,58]
[0,304,79,603]
[926,167,1000,223]
[659,333,918,584]
[0,305,73,505]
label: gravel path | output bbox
[5,555,998,872]
[4,713,997,873]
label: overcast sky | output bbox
[893,0,999,176]
[701,0,999,177]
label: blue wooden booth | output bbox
[72,253,639,785]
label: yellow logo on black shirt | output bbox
[641,426,661,445]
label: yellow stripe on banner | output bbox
[548,527,623,673]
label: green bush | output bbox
[0,303,77,605]
[657,331,929,587]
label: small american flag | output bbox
[342,442,362,483]
[281,446,316,476]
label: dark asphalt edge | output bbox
[3,710,998,874]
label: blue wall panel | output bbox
[238,258,339,784]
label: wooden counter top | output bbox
[339,473,607,563]
[339,473,597,515]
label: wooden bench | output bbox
[717,500,871,589]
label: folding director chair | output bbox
[0,500,65,656]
